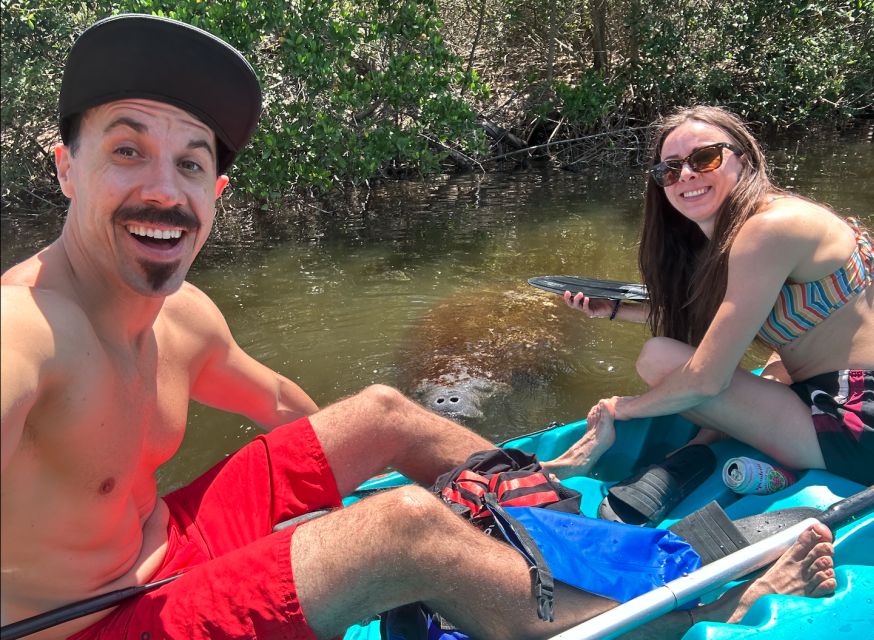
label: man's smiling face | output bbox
[55,99,229,296]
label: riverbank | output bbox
[3,1,871,217]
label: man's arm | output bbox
[1,287,45,472]
[182,286,319,429]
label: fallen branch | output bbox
[483,125,653,163]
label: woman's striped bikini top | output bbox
[758,217,873,349]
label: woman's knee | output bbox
[636,337,694,386]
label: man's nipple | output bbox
[99,477,116,495]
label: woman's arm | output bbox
[564,291,650,323]
[611,213,811,420]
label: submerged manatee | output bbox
[396,285,582,420]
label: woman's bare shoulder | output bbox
[736,196,859,279]
[758,194,843,226]
[740,195,840,243]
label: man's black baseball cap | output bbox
[59,14,261,174]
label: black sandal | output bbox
[598,445,717,526]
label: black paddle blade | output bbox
[527,275,649,302]
[669,485,874,565]
[668,501,749,565]
[734,485,874,543]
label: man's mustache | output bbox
[113,206,200,233]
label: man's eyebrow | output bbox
[104,116,147,134]
[103,116,215,159]
[187,138,215,155]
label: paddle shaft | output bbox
[0,575,182,640]
[818,484,874,530]
[0,509,333,640]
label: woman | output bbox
[551,105,873,485]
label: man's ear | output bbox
[215,175,229,199]
[54,144,74,199]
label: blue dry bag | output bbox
[504,506,702,603]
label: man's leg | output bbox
[680,522,836,629]
[291,486,835,640]
[291,484,615,639]
[626,523,836,639]
[308,384,496,496]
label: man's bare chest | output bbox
[21,339,191,493]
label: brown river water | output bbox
[2,126,871,492]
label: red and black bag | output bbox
[380,449,582,636]
[432,447,582,536]
[432,448,581,623]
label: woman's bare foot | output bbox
[693,522,837,626]
[542,401,617,479]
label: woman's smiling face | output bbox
[660,120,745,238]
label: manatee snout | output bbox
[417,381,501,420]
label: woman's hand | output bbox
[563,291,618,319]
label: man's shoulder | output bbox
[1,283,97,362]
[1,244,58,287]
[1,283,90,330]
[163,281,224,322]
[160,281,232,342]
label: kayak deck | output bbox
[343,414,873,639]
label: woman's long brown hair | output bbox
[639,106,781,345]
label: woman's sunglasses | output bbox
[650,142,744,188]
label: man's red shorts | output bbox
[67,417,342,640]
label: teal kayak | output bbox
[342,414,874,639]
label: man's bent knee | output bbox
[357,383,409,415]
[291,486,450,635]
[347,485,479,567]
[295,486,455,585]
[377,485,454,540]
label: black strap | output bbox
[483,493,555,622]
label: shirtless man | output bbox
[1,14,836,640]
